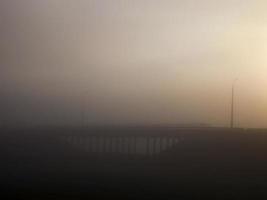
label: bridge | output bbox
[2,126,267,199]
[2,126,266,159]
[60,133,181,156]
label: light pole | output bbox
[230,79,238,128]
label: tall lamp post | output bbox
[230,79,238,128]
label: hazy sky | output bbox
[1,0,267,128]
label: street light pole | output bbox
[230,79,238,129]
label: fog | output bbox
[1,0,267,128]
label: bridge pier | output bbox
[133,136,137,154]
[152,137,157,155]
[159,136,163,153]
[108,136,113,154]
[146,136,150,156]
[127,137,131,155]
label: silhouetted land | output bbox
[1,126,267,199]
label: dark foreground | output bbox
[1,127,267,199]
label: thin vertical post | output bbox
[231,79,238,129]
[231,84,234,128]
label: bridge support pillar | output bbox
[146,137,150,156]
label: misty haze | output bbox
[1,1,267,199]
